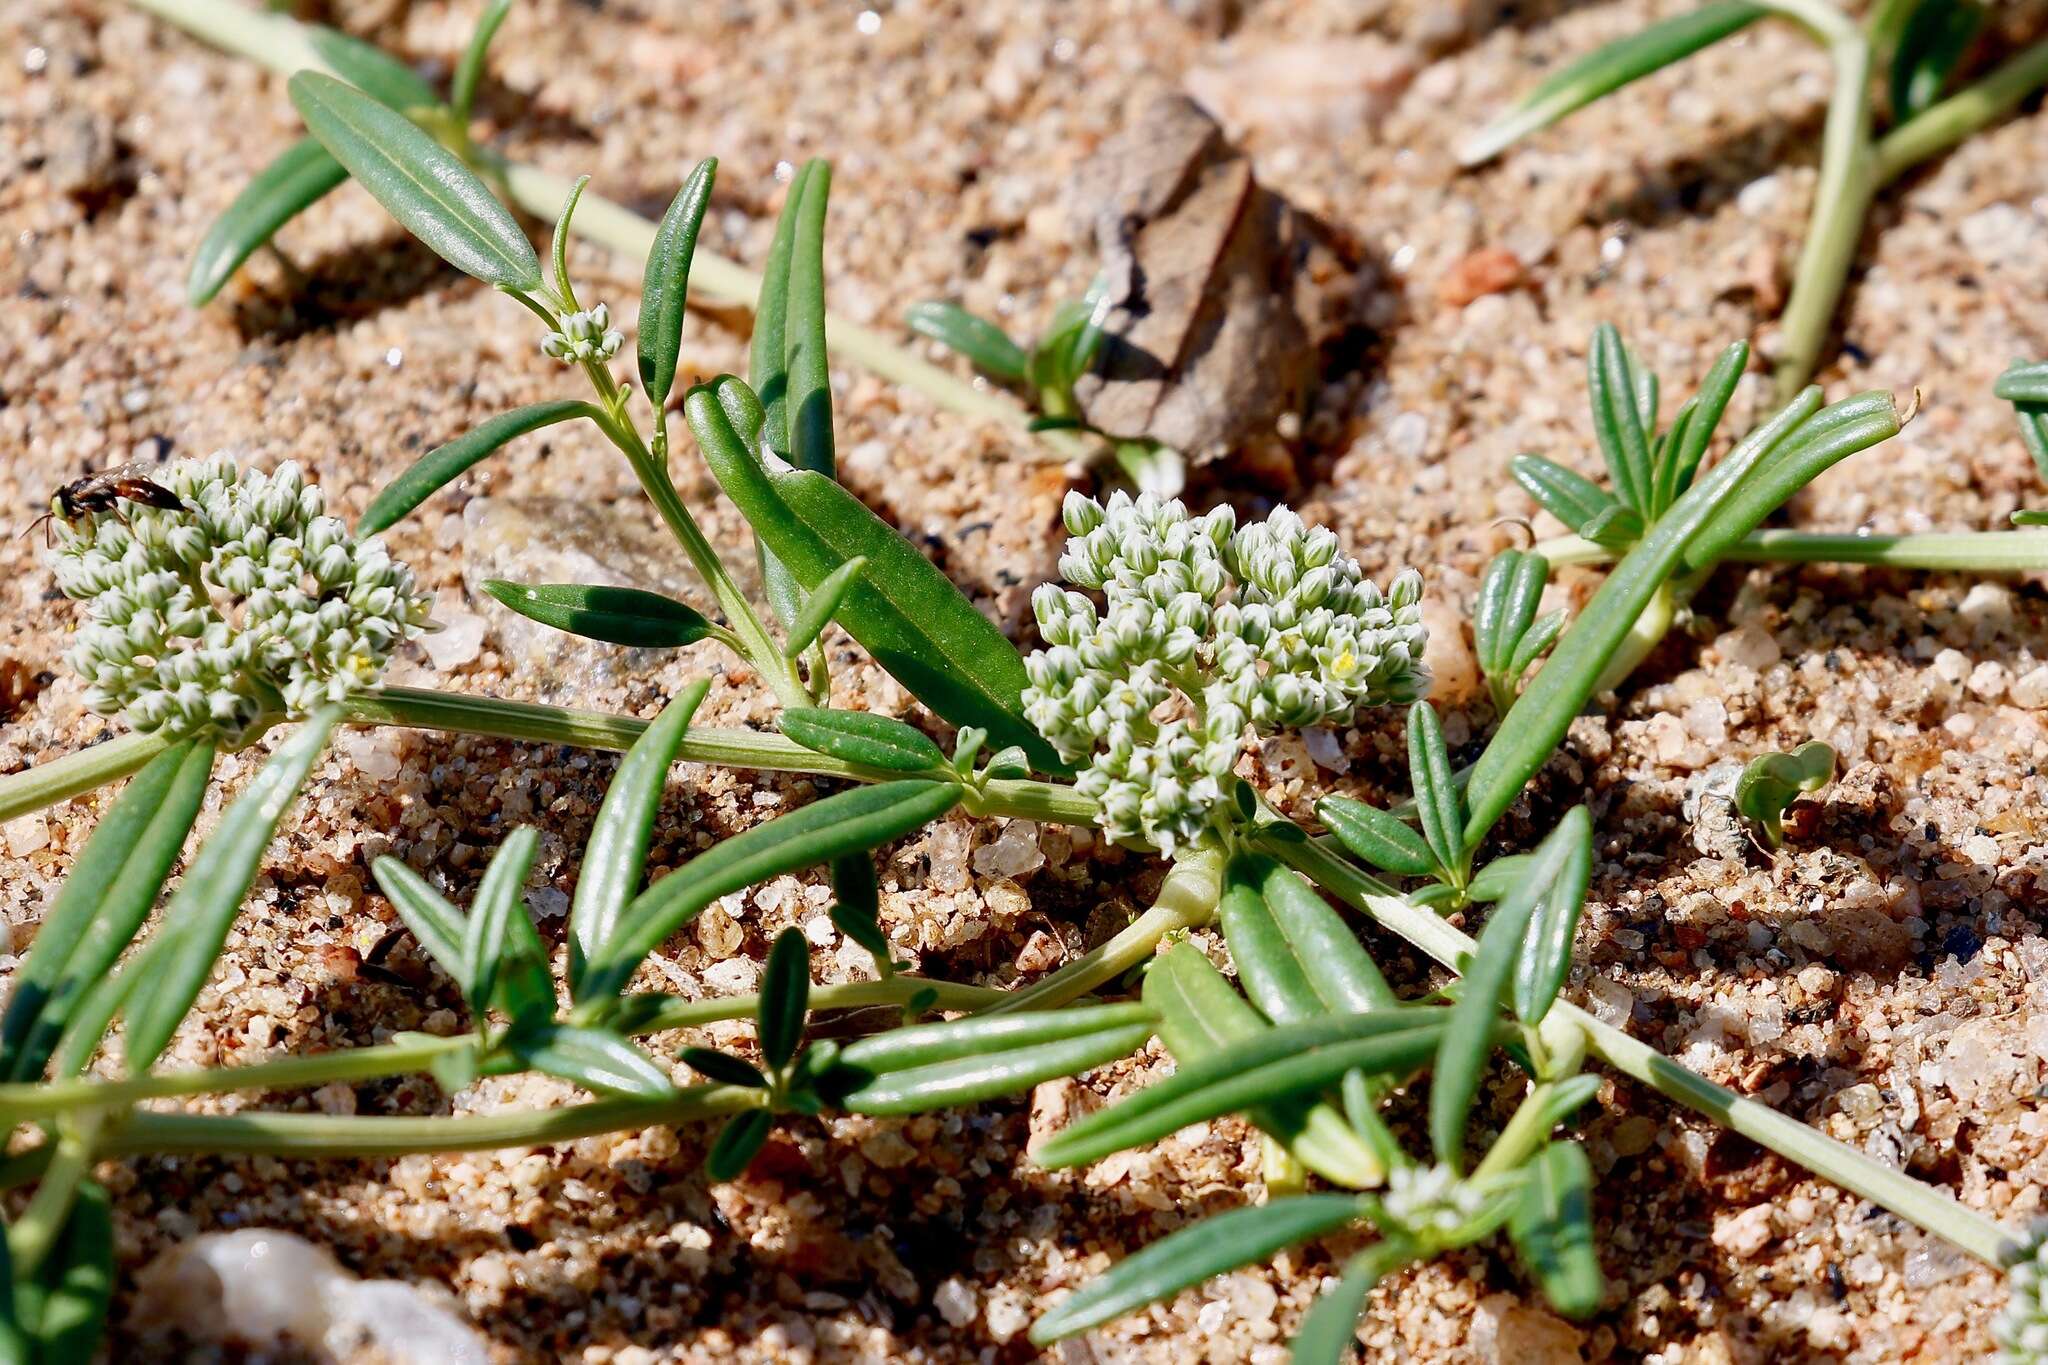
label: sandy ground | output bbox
[6,0,2048,1360]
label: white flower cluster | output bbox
[1023,491,1429,856]
[541,302,622,363]
[54,455,431,742]
[1999,1224,2048,1363]
[1379,1163,1488,1239]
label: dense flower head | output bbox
[1379,1163,1489,1239]
[1998,1223,2048,1363]
[53,455,431,742]
[541,302,623,363]
[1024,491,1429,856]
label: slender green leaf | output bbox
[783,159,834,478]
[2003,362,2048,483]
[450,0,513,122]
[1460,383,1829,849]
[758,927,810,1069]
[512,1024,674,1099]
[23,1178,113,1364]
[1220,854,1395,1025]
[834,1020,1156,1114]
[1460,3,1765,164]
[1510,806,1595,1026]
[1537,1073,1603,1129]
[579,780,964,1001]
[569,681,711,984]
[778,707,947,773]
[750,163,813,456]
[1145,945,1383,1188]
[1734,740,1835,847]
[782,555,866,657]
[1655,340,1748,513]
[1588,325,1654,513]
[1,741,213,1082]
[1028,1196,1363,1344]
[1578,502,1645,550]
[357,399,594,534]
[905,301,1029,381]
[1473,549,1545,681]
[706,1108,772,1180]
[681,1047,768,1088]
[1290,1247,1403,1365]
[1036,1011,1449,1170]
[549,174,590,308]
[1510,454,1617,533]
[1255,857,1397,1011]
[461,825,539,1020]
[370,858,468,986]
[122,710,337,1072]
[186,138,349,306]
[639,157,718,410]
[1890,0,1984,120]
[691,380,1061,768]
[483,579,713,649]
[835,1003,1155,1073]
[1318,796,1436,878]
[288,72,540,289]
[307,25,441,112]
[1431,811,1582,1170]
[1995,360,2048,405]
[1407,703,1462,873]
[827,853,892,969]
[1682,391,1902,570]
[2014,509,2048,526]
[1465,852,1536,904]
[1508,610,1567,680]
[1509,1141,1603,1318]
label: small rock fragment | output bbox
[1437,247,1525,308]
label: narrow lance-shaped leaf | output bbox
[1996,360,2048,406]
[682,1047,768,1088]
[578,780,964,1002]
[1459,2,1765,164]
[1890,0,1984,120]
[509,1024,674,1100]
[306,25,441,112]
[778,707,947,773]
[784,159,835,478]
[1508,1141,1603,1318]
[357,399,595,534]
[1318,795,1436,878]
[186,138,350,306]
[1460,383,1830,849]
[638,157,718,411]
[549,174,590,309]
[830,1004,1157,1115]
[1473,549,1545,682]
[569,681,711,986]
[1219,854,1395,1026]
[1509,805,1595,1025]
[905,301,1029,381]
[1289,1245,1408,1365]
[2000,361,2048,484]
[450,0,513,122]
[1655,339,1749,512]
[1407,702,1462,875]
[0,740,214,1083]
[289,72,541,290]
[122,710,339,1072]
[483,580,714,650]
[461,825,540,1021]
[1036,1010,1451,1171]
[1509,454,1618,533]
[1589,325,1654,514]
[19,1178,114,1363]
[758,928,810,1070]
[749,160,823,633]
[1431,809,1584,1171]
[371,858,469,989]
[782,554,866,658]
[706,1108,773,1180]
[1144,944,1384,1189]
[689,380,1063,771]
[1028,1196,1364,1344]
[827,853,892,970]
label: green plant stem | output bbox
[1536,527,2048,572]
[0,730,173,823]
[980,845,1225,1014]
[6,1115,96,1275]
[1470,1080,1566,1185]
[1755,0,1875,402]
[0,977,1003,1122]
[1875,38,2048,183]
[122,0,1087,466]
[92,1083,766,1159]
[1269,833,2014,1266]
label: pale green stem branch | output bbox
[1875,39,2048,184]
[6,1114,97,1274]
[1270,834,2015,1265]
[0,729,172,823]
[1536,528,2048,572]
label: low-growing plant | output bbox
[4,3,2045,1359]
[1463,0,2048,400]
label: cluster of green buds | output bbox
[54,455,431,743]
[540,302,623,363]
[1023,491,1430,856]
[1377,1163,1489,1239]
[1998,1224,2048,1363]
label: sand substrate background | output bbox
[8,0,2048,1360]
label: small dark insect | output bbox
[24,464,187,545]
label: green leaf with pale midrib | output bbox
[187,138,350,306]
[483,580,713,649]
[288,72,540,291]
[358,399,594,534]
